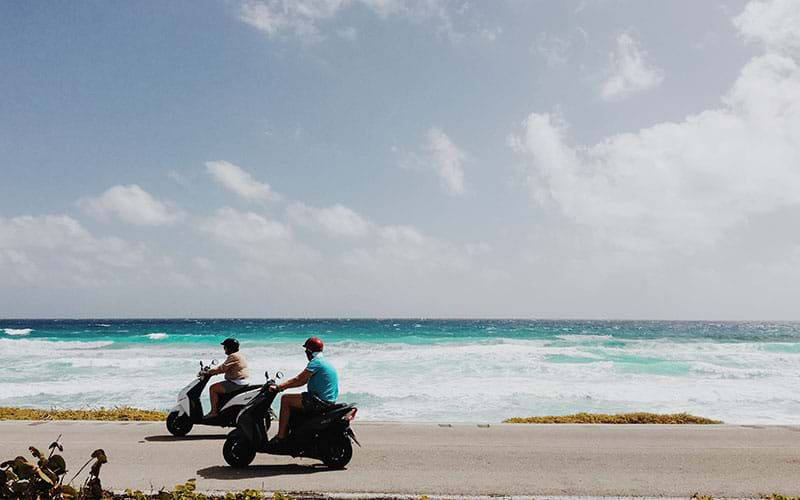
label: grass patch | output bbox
[504,412,722,424]
[0,406,167,422]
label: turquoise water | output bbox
[2,319,800,423]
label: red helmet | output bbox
[303,337,324,352]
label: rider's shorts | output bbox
[220,380,245,393]
[302,392,334,413]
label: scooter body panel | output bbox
[219,388,259,413]
[175,376,206,417]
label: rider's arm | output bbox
[205,357,231,376]
[276,369,312,392]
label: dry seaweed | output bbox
[0,407,166,422]
[504,412,722,424]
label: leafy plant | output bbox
[0,435,107,499]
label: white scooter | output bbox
[166,360,265,437]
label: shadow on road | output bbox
[197,464,339,479]
[144,434,227,442]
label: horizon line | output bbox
[2,317,800,323]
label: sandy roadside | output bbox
[2,421,799,497]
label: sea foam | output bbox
[3,328,32,336]
[147,333,168,340]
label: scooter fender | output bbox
[234,412,259,446]
[171,404,188,417]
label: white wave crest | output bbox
[3,328,33,336]
[555,334,614,342]
[0,338,113,353]
[147,333,168,340]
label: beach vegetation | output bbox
[0,406,166,422]
[0,435,106,499]
[504,412,722,424]
[1,441,287,500]
[694,496,799,500]
[124,480,273,499]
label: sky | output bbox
[2,0,800,319]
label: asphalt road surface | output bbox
[2,421,800,497]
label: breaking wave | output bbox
[3,328,32,336]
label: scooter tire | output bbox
[166,411,193,437]
[321,435,353,469]
[223,435,256,468]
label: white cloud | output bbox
[734,0,800,54]
[532,33,571,68]
[79,185,185,226]
[600,32,664,101]
[239,0,344,39]
[337,26,358,41]
[168,170,192,189]
[342,224,468,275]
[198,207,316,265]
[0,214,149,285]
[206,160,281,202]
[404,128,468,195]
[238,0,471,43]
[288,202,373,238]
[193,257,215,271]
[480,26,501,43]
[510,0,800,253]
[428,128,468,195]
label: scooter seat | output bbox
[226,384,262,396]
[321,402,350,413]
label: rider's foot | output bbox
[204,412,218,419]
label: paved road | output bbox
[2,421,800,497]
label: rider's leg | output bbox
[208,382,224,417]
[276,393,304,439]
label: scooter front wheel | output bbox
[166,411,193,437]
[223,435,256,468]
[321,435,353,469]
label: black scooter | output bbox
[166,360,264,436]
[222,371,359,468]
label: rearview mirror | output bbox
[211,359,218,366]
[276,371,284,380]
[264,370,270,380]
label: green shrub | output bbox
[0,436,107,499]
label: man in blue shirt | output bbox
[269,337,339,441]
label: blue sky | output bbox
[3,0,800,319]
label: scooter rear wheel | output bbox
[321,435,353,469]
[166,411,193,437]
[223,435,256,468]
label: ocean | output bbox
[1,319,799,424]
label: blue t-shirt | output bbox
[305,354,338,403]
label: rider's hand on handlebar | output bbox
[268,384,279,393]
